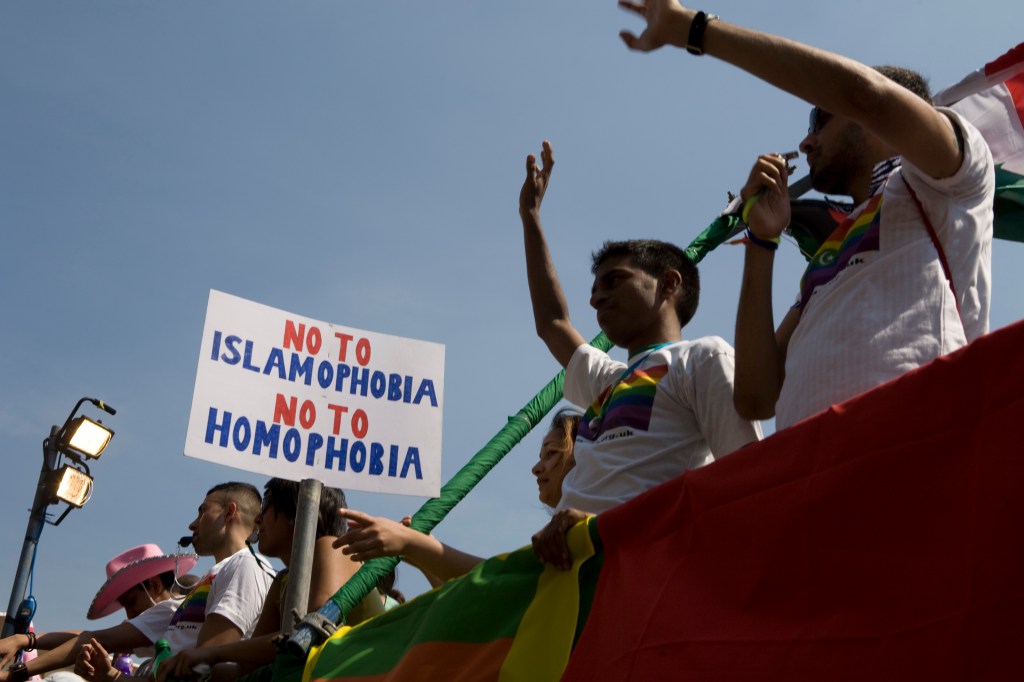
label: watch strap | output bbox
[686,11,719,56]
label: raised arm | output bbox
[732,153,799,419]
[618,1,962,179]
[519,140,587,368]
[334,509,484,583]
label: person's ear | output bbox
[660,269,683,298]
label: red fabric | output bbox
[985,42,1024,78]
[564,320,1024,681]
[1006,72,1024,130]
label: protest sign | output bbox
[185,290,444,497]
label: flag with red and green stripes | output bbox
[936,43,1023,242]
[299,318,1024,681]
[302,519,600,682]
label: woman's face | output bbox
[531,430,575,508]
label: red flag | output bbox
[564,321,1024,681]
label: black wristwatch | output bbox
[8,662,30,682]
[685,10,719,56]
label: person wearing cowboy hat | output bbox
[7,482,274,682]
[0,544,197,682]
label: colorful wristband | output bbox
[741,193,761,225]
[745,228,780,251]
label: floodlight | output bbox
[53,465,93,507]
[59,416,114,459]
[3,396,117,639]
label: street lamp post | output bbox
[2,398,116,639]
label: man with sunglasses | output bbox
[620,2,994,429]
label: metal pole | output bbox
[281,478,322,634]
[3,428,59,638]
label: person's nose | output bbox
[799,132,815,156]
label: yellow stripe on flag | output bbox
[499,517,596,681]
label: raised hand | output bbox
[740,153,793,240]
[518,140,554,221]
[618,0,689,52]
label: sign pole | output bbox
[281,478,322,633]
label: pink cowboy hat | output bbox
[87,544,198,620]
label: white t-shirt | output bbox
[557,337,762,514]
[125,597,182,657]
[162,547,275,653]
[777,110,994,429]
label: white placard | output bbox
[185,290,444,497]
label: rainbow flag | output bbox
[302,519,599,682]
[798,192,883,306]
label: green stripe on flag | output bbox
[304,520,598,682]
[994,165,1024,243]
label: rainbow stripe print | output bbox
[168,574,213,628]
[578,362,669,440]
[799,192,884,308]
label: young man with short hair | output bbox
[63,482,273,682]
[520,140,762,568]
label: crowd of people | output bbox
[0,1,996,679]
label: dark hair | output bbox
[134,570,175,595]
[591,239,700,328]
[874,65,932,104]
[263,478,348,538]
[155,570,175,591]
[377,568,405,605]
[207,482,263,526]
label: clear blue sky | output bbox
[2,1,1021,634]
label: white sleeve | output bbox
[126,598,181,643]
[686,343,763,458]
[206,552,274,638]
[564,344,625,410]
[901,109,994,202]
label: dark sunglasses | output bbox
[808,107,833,134]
